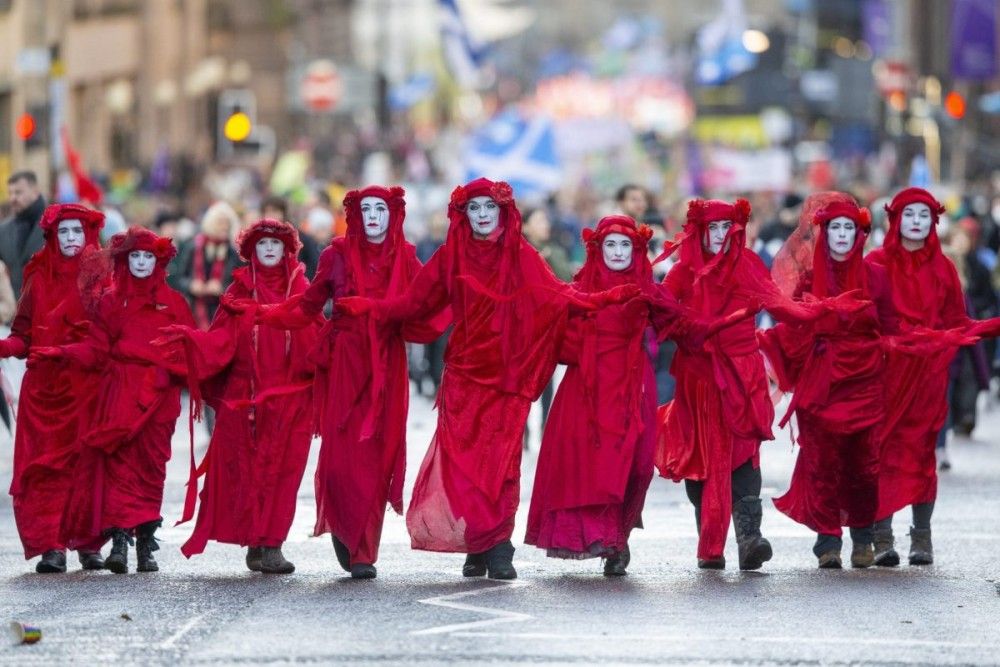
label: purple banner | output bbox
[863,0,894,59]
[951,0,998,80]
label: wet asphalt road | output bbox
[1,390,998,665]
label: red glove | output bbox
[336,296,375,317]
[0,338,18,358]
[27,346,64,368]
[596,284,642,307]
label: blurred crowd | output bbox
[2,163,999,454]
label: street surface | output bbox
[1,384,999,665]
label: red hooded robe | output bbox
[2,204,105,559]
[865,187,1000,518]
[165,219,320,556]
[759,193,898,536]
[57,228,194,548]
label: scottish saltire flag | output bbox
[439,0,485,88]
[695,0,757,85]
[463,110,562,199]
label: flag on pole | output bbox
[463,110,562,199]
[439,0,485,88]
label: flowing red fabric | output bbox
[758,193,894,536]
[655,199,775,561]
[162,219,319,556]
[59,228,194,548]
[4,205,105,558]
[526,216,669,558]
[281,186,448,566]
[865,187,1000,518]
[366,178,570,554]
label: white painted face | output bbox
[602,232,634,272]
[703,219,733,255]
[466,196,500,238]
[360,196,389,243]
[826,216,857,260]
[128,250,156,279]
[56,219,85,257]
[255,236,285,267]
[900,202,933,242]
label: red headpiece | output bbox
[343,185,407,243]
[109,227,177,267]
[23,204,106,285]
[883,187,946,256]
[236,218,302,263]
[576,215,654,290]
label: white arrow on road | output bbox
[412,580,532,636]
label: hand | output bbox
[336,296,375,317]
[966,317,1000,339]
[205,279,223,296]
[828,289,871,314]
[600,284,642,307]
[189,278,205,297]
[226,298,258,314]
[27,346,64,368]
[151,324,190,348]
[0,338,15,358]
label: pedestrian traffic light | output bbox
[223,111,252,142]
[944,91,966,119]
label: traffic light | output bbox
[16,106,47,150]
[944,91,966,119]
[216,89,257,159]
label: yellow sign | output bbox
[693,115,767,148]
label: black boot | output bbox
[873,526,899,567]
[350,563,377,579]
[78,550,105,571]
[485,540,517,580]
[36,549,67,574]
[908,527,933,565]
[105,529,132,574]
[463,552,487,577]
[246,547,263,572]
[331,535,351,573]
[259,545,295,574]
[733,496,773,571]
[135,520,161,573]
[603,544,630,577]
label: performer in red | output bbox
[0,204,106,573]
[758,193,899,568]
[156,219,319,574]
[32,227,195,574]
[525,215,746,575]
[259,186,446,579]
[865,187,1000,566]
[338,178,636,579]
[655,198,849,570]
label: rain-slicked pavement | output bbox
[1,388,999,665]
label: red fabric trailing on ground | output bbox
[58,228,194,549]
[4,204,105,559]
[654,199,775,562]
[526,216,671,558]
[759,192,895,536]
[160,219,320,557]
[864,187,1000,519]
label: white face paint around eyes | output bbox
[601,232,634,272]
[703,220,733,255]
[360,196,389,243]
[255,236,285,267]
[826,216,858,260]
[128,250,156,278]
[466,196,500,238]
[56,219,85,257]
[900,202,933,242]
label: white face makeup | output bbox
[466,196,500,238]
[703,219,733,255]
[826,216,857,261]
[900,202,933,242]
[128,250,156,279]
[360,196,389,243]
[602,232,634,272]
[56,219,85,257]
[255,236,285,267]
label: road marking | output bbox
[412,580,532,636]
[450,630,995,650]
[158,613,204,649]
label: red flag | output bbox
[61,127,103,205]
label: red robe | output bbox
[174,261,319,557]
[866,242,980,518]
[60,274,194,548]
[5,250,102,558]
[302,236,444,565]
[759,261,898,535]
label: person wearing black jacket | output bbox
[0,171,46,299]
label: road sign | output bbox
[300,59,342,112]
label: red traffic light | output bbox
[944,91,966,119]
[15,113,36,140]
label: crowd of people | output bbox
[1,165,999,580]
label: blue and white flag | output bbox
[695,0,757,85]
[463,110,562,199]
[439,0,486,88]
